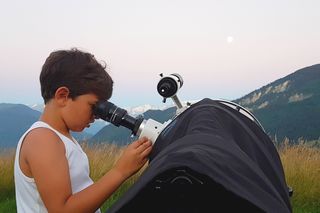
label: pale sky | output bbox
[0,0,319,108]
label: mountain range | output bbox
[234,64,320,143]
[1,64,319,147]
[0,104,40,148]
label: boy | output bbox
[14,48,152,212]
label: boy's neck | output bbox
[40,103,72,140]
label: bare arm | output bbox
[24,128,152,213]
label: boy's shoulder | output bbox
[22,127,66,157]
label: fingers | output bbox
[140,144,152,158]
[136,138,152,154]
[131,137,149,148]
[116,137,152,177]
[131,137,152,159]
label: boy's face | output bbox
[62,93,99,132]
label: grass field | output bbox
[1,141,319,212]
[279,140,320,213]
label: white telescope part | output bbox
[171,95,183,109]
[138,119,168,144]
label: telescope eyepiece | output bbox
[93,101,143,135]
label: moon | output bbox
[227,36,234,43]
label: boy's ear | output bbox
[54,87,70,105]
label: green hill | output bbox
[234,64,320,142]
[0,104,40,148]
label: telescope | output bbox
[93,73,293,213]
[93,73,189,144]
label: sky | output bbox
[0,0,319,108]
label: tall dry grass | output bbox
[0,149,15,198]
[0,148,16,212]
[279,140,320,213]
[0,142,319,212]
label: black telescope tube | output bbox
[93,101,144,135]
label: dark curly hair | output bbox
[40,48,113,104]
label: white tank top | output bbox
[14,121,101,213]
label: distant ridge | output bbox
[234,64,320,142]
[0,103,40,148]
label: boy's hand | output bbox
[113,137,152,179]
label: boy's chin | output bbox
[71,124,90,132]
[71,127,86,132]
